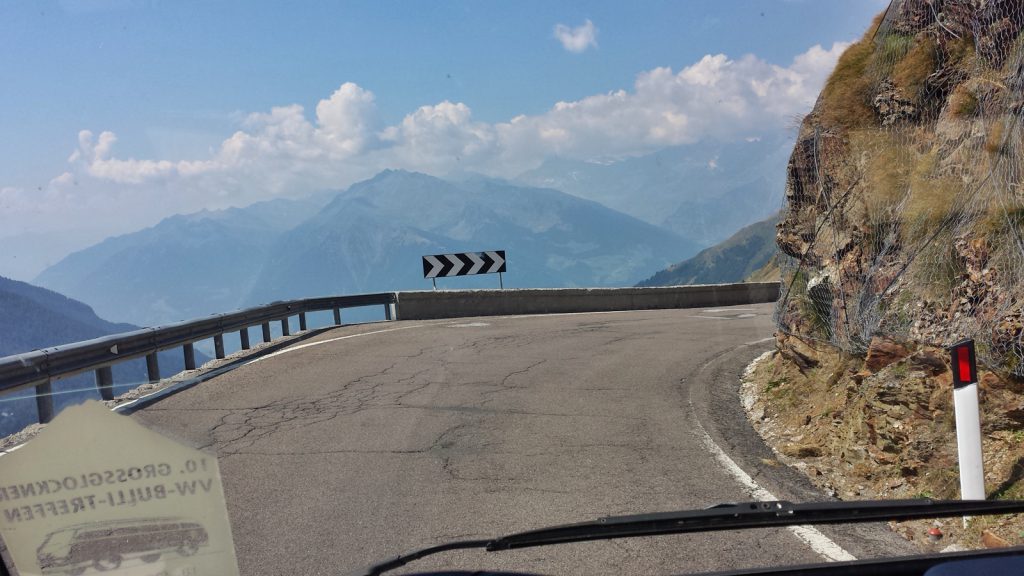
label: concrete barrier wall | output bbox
[395,282,780,321]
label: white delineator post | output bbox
[950,339,985,501]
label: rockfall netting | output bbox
[775,0,1024,376]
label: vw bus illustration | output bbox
[36,517,208,574]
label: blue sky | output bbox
[0,0,887,278]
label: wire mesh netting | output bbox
[775,0,1024,377]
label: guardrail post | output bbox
[214,335,225,359]
[262,323,272,343]
[281,318,290,337]
[299,312,307,331]
[240,328,250,350]
[183,343,196,370]
[333,308,342,325]
[35,381,55,423]
[146,353,160,383]
[384,304,393,321]
[96,366,114,401]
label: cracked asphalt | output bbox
[133,304,911,575]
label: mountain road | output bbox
[133,304,913,575]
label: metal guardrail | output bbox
[0,293,398,424]
[1,283,781,429]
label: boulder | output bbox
[779,334,821,370]
[982,530,1011,549]
[781,443,823,458]
[865,336,911,372]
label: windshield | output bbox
[2,1,1024,575]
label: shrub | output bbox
[819,41,876,130]
[852,131,913,213]
[817,13,888,131]
[905,147,961,226]
[985,119,1006,154]
[871,33,915,78]
[907,233,965,301]
[948,83,979,117]
[945,35,976,70]
[892,37,938,100]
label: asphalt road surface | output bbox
[134,304,913,575]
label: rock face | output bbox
[758,0,1024,548]
[775,0,1024,379]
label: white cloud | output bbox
[64,83,380,186]
[49,172,75,188]
[59,41,846,185]
[554,19,598,53]
[381,101,496,173]
[2,41,850,251]
[490,42,848,165]
[314,82,378,156]
[72,130,180,183]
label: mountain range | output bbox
[515,135,790,248]
[35,194,333,326]
[6,156,790,435]
[35,171,699,327]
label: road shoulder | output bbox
[687,341,918,559]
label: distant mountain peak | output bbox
[35,170,700,327]
[371,168,433,181]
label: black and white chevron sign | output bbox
[422,251,506,279]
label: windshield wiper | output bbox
[348,499,1024,576]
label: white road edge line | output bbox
[744,337,776,345]
[247,324,427,364]
[1,324,430,458]
[691,398,856,562]
[496,309,638,320]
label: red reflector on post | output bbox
[958,346,971,383]
[949,339,977,388]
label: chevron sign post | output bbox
[422,250,507,289]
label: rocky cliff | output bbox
[777,0,1023,372]
[761,0,1024,547]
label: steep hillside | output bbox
[247,170,697,303]
[35,194,332,326]
[0,276,135,356]
[759,0,1024,548]
[636,214,779,287]
[0,277,200,436]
